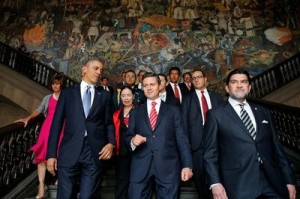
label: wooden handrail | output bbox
[249,53,300,98]
[248,98,300,158]
[0,115,44,197]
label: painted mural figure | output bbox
[127,0,144,26]
[170,0,184,19]
[87,12,101,44]
[183,0,198,20]
[220,34,239,69]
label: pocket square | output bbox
[262,120,269,124]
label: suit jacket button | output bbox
[152,135,155,138]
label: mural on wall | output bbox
[0,0,300,91]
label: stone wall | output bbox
[0,64,50,127]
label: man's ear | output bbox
[82,65,87,75]
[225,85,229,93]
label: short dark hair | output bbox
[142,72,161,85]
[51,72,65,88]
[138,70,146,76]
[125,70,136,78]
[157,73,168,82]
[192,69,206,78]
[226,69,251,85]
[169,66,181,75]
[182,72,192,78]
[101,76,109,81]
[120,85,135,95]
[84,57,105,66]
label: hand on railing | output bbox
[14,117,30,127]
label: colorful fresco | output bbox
[0,0,300,91]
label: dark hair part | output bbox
[169,66,181,75]
[192,68,206,78]
[226,69,251,85]
[157,73,168,82]
[142,72,161,85]
[51,72,65,88]
[120,85,135,95]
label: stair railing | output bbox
[249,53,300,98]
[248,98,300,159]
[0,42,78,90]
[0,116,44,198]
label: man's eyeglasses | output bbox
[192,76,204,81]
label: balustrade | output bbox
[0,42,77,90]
[0,116,44,197]
[249,98,300,154]
[250,53,300,98]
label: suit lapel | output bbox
[88,87,101,117]
[224,103,254,141]
[74,85,86,118]
[154,102,167,130]
[142,104,152,131]
[191,92,201,110]
[209,92,218,108]
[249,102,261,140]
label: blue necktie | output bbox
[83,85,91,117]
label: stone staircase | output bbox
[24,164,198,199]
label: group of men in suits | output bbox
[45,57,296,199]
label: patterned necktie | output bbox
[239,104,256,140]
[149,101,158,130]
[174,84,180,99]
[201,91,209,122]
[239,104,262,163]
[83,85,91,117]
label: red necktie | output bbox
[149,101,158,130]
[201,90,208,122]
[174,84,180,99]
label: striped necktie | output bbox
[149,101,158,130]
[239,104,256,140]
[239,104,262,163]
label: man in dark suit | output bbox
[158,73,179,106]
[181,69,223,199]
[116,71,126,89]
[179,72,194,97]
[113,70,145,109]
[166,66,182,106]
[203,69,296,199]
[136,70,146,90]
[46,58,115,199]
[126,72,193,199]
[97,76,114,94]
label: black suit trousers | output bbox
[57,138,102,199]
[192,149,210,199]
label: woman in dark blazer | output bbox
[113,86,136,199]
